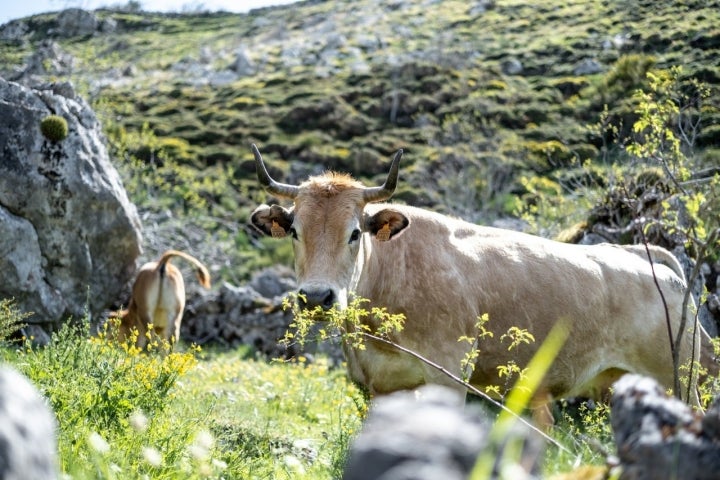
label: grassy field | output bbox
[0,304,619,479]
[1,315,368,479]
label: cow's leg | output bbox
[170,311,183,346]
[135,311,153,349]
[529,389,555,431]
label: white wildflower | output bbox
[88,432,110,454]
[189,430,214,460]
[142,447,162,467]
[129,410,148,432]
[284,455,306,474]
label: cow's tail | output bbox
[155,249,211,288]
[625,245,720,384]
[624,244,686,282]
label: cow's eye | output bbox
[288,227,298,240]
[349,229,361,243]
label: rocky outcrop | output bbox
[611,374,720,480]
[0,366,58,479]
[0,78,142,339]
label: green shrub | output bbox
[0,299,29,343]
[522,139,576,172]
[40,115,69,142]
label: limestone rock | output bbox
[55,8,99,37]
[0,78,142,335]
[344,385,544,480]
[0,366,58,479]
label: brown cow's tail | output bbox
[156,250,212,288]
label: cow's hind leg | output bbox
[529,389,555,431]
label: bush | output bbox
[0,299,28,343]
[40,114,69,142]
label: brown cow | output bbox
[249,144,716,422]
[116,250,211,348]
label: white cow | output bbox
[250,145,716,423]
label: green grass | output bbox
[0,310,620,479]
[0,319,366,479]
[178,351,367,479]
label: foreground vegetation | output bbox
[1,309,367,479]
[1,301,619,479]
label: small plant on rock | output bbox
[40,114,69,142]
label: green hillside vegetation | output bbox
[2,0,718,277]
[1,0,719,478]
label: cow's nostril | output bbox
[321,290,335,309]
[298,288,335,310]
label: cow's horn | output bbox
[363,149,402,203]
[252,144,299,199]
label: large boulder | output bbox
[0,78,142,338]
[344,385,545,480]
[55,8,99,37]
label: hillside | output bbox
[1,0,718,282]
[1,3,720,478]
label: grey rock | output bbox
[249,265,296,299]
[56,8,99,37]
[610,374,720,480]
[0,366,58,479]
[232,47,256,77]
[0,78,142,333]
[344,385,544,480]
[20,41,74,78]
[0,20,29,42]
[573,58,603,76]
[501,58,523,75]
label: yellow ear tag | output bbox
[376,223,391,241]
[270,220,287,238]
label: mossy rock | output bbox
[40,115,68,142]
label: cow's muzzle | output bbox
[298,287,336,311]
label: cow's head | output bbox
[250,144,409,311]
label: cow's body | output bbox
[116,250,211,348]
[250,145,714,420]
[346,203,697,401]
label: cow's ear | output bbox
[250,204,294,238]
[365,209,409,241]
